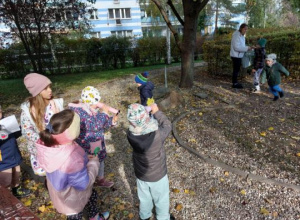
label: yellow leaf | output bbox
[268,127,274,131]
[128,213,134,219]
[24,199,32,207]
[108,153,114,157]
[38,205,46,213]
[296,153,300,157]
[224,171,229,176]
[209,187,217,193]
[260,207,269,215]
[171,138,177,143]
[188,138,196,143]
[240,190,246,195]
[107,173,115,178]
[175,204,183,211]
[127,148,133,153]
[220,178,225,182]
[279,118,285,122]
[30,186,37,191]
[255,140,261,143]
[272,211,278,218]
[172,188,180,193]
[260,131,267,137]
[118,204,125,211]
[291,136,300,141]
[184,189,190,194]
[190,190,196,196]
[198,112,203,116]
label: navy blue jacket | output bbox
[0,118,22,171]
[138,81,154,106]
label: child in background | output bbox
[20,73,64,176]
[36,109,109,220]
[69,86,118,188]
[261,53,290,101]
[127,103,175,220]
[0,105,31,198]
[135,72,155,106]
[251,38,267,93]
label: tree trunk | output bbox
[214,0,219,36]
[179,8,198,88]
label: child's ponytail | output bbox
[39,124,58,147]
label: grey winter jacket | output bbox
[127,111,172,182]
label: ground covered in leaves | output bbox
[11,65,300,219]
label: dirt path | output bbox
[17,65,300,219]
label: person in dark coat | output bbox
[135,72,155,106]
[251,38,267,93]
[0,105,31,198]
[127,103,175,220]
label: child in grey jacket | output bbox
[127,103,174,220]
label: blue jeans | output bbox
[137,175,170,220]
[269,84,283,97]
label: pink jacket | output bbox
[36,140,99,215]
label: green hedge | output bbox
[0,35,197,79]
[203,28,300,78]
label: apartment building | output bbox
[88,0,143,38]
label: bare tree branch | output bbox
[195,0,210,14]
[151,0,181,52]
[167,0,184,26]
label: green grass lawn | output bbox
[0,63,181,109]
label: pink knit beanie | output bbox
[24,73,51,97]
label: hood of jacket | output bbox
[127,130,155,154]
[36,140,83,173]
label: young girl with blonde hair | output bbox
[20,73,63,176]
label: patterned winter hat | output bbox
[81,86,101,105]
[127,103,158,135]
[135,73,148,85]
[257,38,267,47]
[266,53,277,61]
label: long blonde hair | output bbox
[28,94,50,132]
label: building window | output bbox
[91,32,101,38]
[111,30,132,37]
[89,9,98,20]
[108,8,131,19]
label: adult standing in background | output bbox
[230,23,252,89]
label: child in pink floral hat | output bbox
[68,86,119,188]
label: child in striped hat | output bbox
[135,72,155,107]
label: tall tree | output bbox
[151,0,209,88]
[0,0,91,73]
[207,0,245,35]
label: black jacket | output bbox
[127,111,171,182]
[138,81,154,106]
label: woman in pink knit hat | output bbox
[20,73,64,176]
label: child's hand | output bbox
[151,103,159,114]
[112,114,118,124]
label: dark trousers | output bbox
[231,57,242,84]
[66,189,99,220]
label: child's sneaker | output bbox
[273,96,279,101]
[12,185,32,198]
[90,211,110,220]
[95,178,114,188]
[279,91,284,98]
